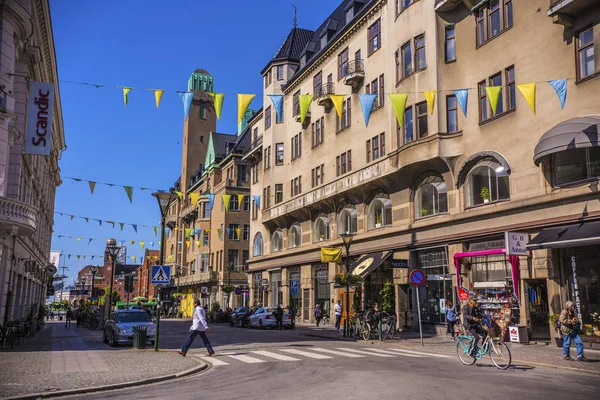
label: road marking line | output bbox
[384,348,452,358]
[335,348,395,357]
[226,354,266,364]
[364,348,423,358]
[280,349,333,359]
[195,356,229,366]
[251,350,300,361]
[310,348,365,358]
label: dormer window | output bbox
[300,54,307,68]
[320,35,328,49]
[345,8,353,24]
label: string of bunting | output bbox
[55,212,159,235]
[53,234,159,251]
[62,176,162,203]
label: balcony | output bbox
[177,271,218,286]
[547,0,597,26]
[219,270,248,283]
[242,134,263,163]
[165,214,177,228]
[0,197,37,236]
[179,203,198,222]
[343,60,365,89]
[315,83,335,107]
[295,110,311,124]
[434,0,466,13]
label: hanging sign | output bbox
[570,256,583,325]
[25,81,55,156]
[504,231,529,256]
[458,287,469,301]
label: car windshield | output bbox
[116,312,150,323]
[265,308,277,313]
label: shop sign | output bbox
[458,287,469,301]
[570,256,583,324]
[253,273,262,283]
[504,231,529,256]
[391,259,409,268]
[25,81,55,156]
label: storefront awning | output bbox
[527,221,600,250]
[351,251,392,278]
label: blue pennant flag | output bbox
[165,227,171,237]
[358,94,377,127]
[149,241,155,248]
[206,194,215,209]
[226,228,231,236]
[88,238,93,245]
[453,89,469,117]
[178,241,183,245]
[179,91,195,120]
[268,94,284,122]
[548,79,567,109]
[252,194,260,209]
[132,224,138,233]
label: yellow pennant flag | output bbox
[175,191,183,201]
[517,83,536,115]
[139,241,145,250]
[185,240,191,249]
[168,255,174,262]
[209,93,225,120]
[238,94,255,124]
[235,227,241,238]
[223,194,231,211]
[174,227,180,231]
[485,86,502,116]
[130,240,135,244]
[77,237,82,242]
[185,228,191,238]
[237,194,245,208]
[132,255,137,263]
[329,94,345,119]
[217,228,222,239]
[196,240,201,248]
[123,87,132,106]
[320,247,342,264]
[190,193,200,208]
[154,226,158,236]
[88,181,96,194]
[389,93,409,127]
[124,186,133,203]
[423,91,436,115]
[299,94,314,124]
[154,90,164,109]
[205,228,212,233]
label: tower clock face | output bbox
[352,257,374,276]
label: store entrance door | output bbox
[303,289,310,322]
[526,280,550,341]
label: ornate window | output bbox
[253,232,264,257]
[338,204,357,235]
[271,229,283,252]
[415,176,448,219]
[313,214,330,242]
[289,223,302,248]
[465,159,510,207]
[367,193,392,230]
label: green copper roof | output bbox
[188,69,214,92]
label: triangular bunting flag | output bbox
[153,226,158,237]
[70,215,75,220]
[97,219,102,226]
[299,94,314,124]
[358,94,377,126]
[267,94,284,122]
[190,193,200,208]
[453,89,469,117]
[389,94,409,127]
[154,90,164,109]
[196,240,201,248]
[206,194,215,209]
[185,228,191,239]
[84,217,89,223]
[329,94,345,119]
[149,241,155,248]
[168,255,174,262]
[209,93,225,120]
[517,83,536,115]
[177,241,183,245]
[548,79,567,109]
[130,240,135,245]
[99,256,104,259]
[88,181,96,194]
[175,191,183,201]
[139,241,145,250]
[165,227,171,237]
[226,228,231,237]
[485,86,502,115]
[91,256,95,260]
[83,255,86,260]
[77,237,82,242]
[424,91,436,115]
[206,228,212,233]
[119,222,125,231]
[77,255,81,260]
[223,194,231,211]
[88,238,93,245]
[252,194,260,209]
[132,256,137,263]
[237,94,256,124]
[124,186,133,203]
[237,194,245,209]
[68,255,71,259]
[123,87,132,106]
[132,224,138,233]
[235,227,241,238]
[179,91,195,120]
[217,228,222,239]
[185,240,191,249]
[107,220,115,228]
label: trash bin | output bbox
[132,325,148,349]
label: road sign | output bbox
[151,265,171,285]
[234,287,242,295]
[291,279,299,296]
[391,259,409,268]
[410,269,425,286]
[97,289,105,296]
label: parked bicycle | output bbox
[456,332,512,369]
[361,312,397,340]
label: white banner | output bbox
[49,250,61,266]
[25,81,55,156]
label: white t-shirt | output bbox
[334,303,342,316]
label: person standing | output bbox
[178,299,215,357]
[559,301,586,361]
[65,308,73,328]
[288,305,296,329]
[444,300,458,340]
[314,304,322,327]
[275,304,284,330]
[334,300,342,332]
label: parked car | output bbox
[103,310,155,347]
[248,307,292,329]
[230,306,251,327]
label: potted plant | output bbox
[421,208,428,217]
[480,187,491,203]
[548,314,563,347]
[375,212,382,228]
[319,234,325,241]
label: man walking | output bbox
[559,301,586,361]
[65,308,74,328]
[334,300,342,332]
[178,299,215,357]
[275,304,284,330]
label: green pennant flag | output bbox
[299,94,314,124]
[124,186,134,203]
[154,226,158,236]
[485,86,502,116]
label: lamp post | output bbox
[152,191,177,352]
[340,233,355,337]
[81,278,87,303]
[89,266,98,300]
[105,238,121,323]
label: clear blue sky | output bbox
[50,0,333,285]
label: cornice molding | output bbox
[1,0,34,41]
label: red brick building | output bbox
[136,249,160,299]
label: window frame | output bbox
[367,193,393,230]
[367,18,381,56]
[289,223,302,249]
[275,143,284,166]
[336,98,351,133]
[446,95,458,133]
[313,71,323,97]
[265,106,272,130]
[414,175,448,219]
[253,232,264,256]
[552,148,600,187]
[464,160,511,208]
[275,183,283,204]
[415,101,428,139]
[313,214,330,242]
[293,91,300,116]
[576,27,597,82]
[475,0,514,48]
[400,40,412,80]
[338,47,349,80]
[276,65,284,81]
[271,230,283,253]
[445,25,456,63]
[414,34,426,72]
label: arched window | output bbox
[253,232,264,257]
[338,204,357,235]
[271,229,283,252]
[313,213,330,242]
[465,159,510,207]
[367,193,392,230]
[289,223,301,248]
[415,176,448,219]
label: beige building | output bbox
[245,0,600,344]
[0,0,65,324]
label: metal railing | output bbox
[315,82,335,98]
[345,59,364,76]
[251,135,263,149]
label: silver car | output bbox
[103,310,155,346]
[248,307,292,329]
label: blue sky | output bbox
[50,0,332,284]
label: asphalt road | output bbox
[59,320,600,400]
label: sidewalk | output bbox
[0,321,205,399]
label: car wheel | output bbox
[239,319,243,328]
[259,319,264,329]
[109,332,116,347]
[230,319,234,327]
[103,332,109,344]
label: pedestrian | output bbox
[444,300,458,340]
[289,305,296,329]
[50,310,54,321]
[462,297,485,357]
[65,308,73,328]
[314,304,322,327]
[275,304,284,330]
[178,299,215,357]
[559,301,587,361]
[334,300,342,332]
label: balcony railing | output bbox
[315,83,336,107]
[547,0,593,18]
[434,0,466,12]
[251,135,263,149]
[0,197,37,236]
[343,60,365,88]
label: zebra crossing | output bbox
[194,346,451,367]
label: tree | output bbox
[379,280,394,314]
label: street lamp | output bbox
[105,238,121,320]
[89,266,98,299]
[340,232,355,337]
[81,277,87,302]
[151,190,178,352]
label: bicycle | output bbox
[456,332,512,370]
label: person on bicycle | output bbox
[462,297,486,357]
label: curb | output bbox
[3,358,208,400]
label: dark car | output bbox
[229,306,256,328]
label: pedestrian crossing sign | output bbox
[151,265,171,284]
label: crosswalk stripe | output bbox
[280,349,333,359]
[365,348,423,358]
[226,354,266,364]
[384,348,452,358]
[336,348,396,357]
[196,356,229,366]
[251,350,300,361]
[310,348,365,358]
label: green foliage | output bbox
[334,273,363,286]
[380,280,394,314]
[352,285,362,313]
[211,301,221,313]
[222,285,235,294]
[480,187,490,201]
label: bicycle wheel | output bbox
[489,340,512,370]
[456,337,476,365]
[361,322,371,340]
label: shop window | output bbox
[465,159,510,207]
[367,193,392,230]
[253,232,264,256]
[414,176,448,219]
[338,204,357,235]
[414,247,452,325]
[289,223,302,248]
[271,229,283,252]
[553,148,600,186]
[313,213,330,242]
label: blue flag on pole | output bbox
[358,94,377,127]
